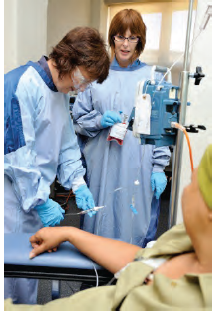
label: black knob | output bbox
[197,125,206,130]
[193,67,205,85]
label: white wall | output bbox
[176,0,212,223]
[4,0,103,72]
[4,0,17,73]
[91,0,108,38]
[4,0,48,73]
[47,0,92,54]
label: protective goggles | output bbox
[71,68,92,93]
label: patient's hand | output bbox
[29,227,69,259]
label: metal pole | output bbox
[169,0,194,228]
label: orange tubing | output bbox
[183,128,194,172]
[66,191,74,203]
[55,191,75,209]
[173,122,194,173]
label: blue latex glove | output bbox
[75,185,96,217]
[35,199,65,227]
[151,172,167,199]
[101,110,122,128]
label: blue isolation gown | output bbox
[73,58,171,246]
[4,57,85,304]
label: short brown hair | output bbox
[49,27,110,83]
[108,9,146,62]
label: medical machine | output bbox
[128,0,211,227]
[128,66,205,147]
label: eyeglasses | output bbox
[114,35,139,43]
[71,68,93,93]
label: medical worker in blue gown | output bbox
[4,27,110,304]
[73,9,171,246]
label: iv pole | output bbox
[169,0,194,227]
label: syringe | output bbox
[65,206,105,216]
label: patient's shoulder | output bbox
[135,224,193,261]
[154,223,191,248]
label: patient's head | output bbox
[182,145,212,243]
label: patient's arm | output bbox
[29,226,141,274]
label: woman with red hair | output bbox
[73,9,171,247]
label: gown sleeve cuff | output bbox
[96,115,104,130]
[72,177,86,193]
[152,165,165,173]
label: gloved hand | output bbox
[35,199,65,227]
[151,172,167,199]
[101,110,122,128]
[75,185,96,217]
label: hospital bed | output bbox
[4,233,113,300]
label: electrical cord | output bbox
[92,263,99,287]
